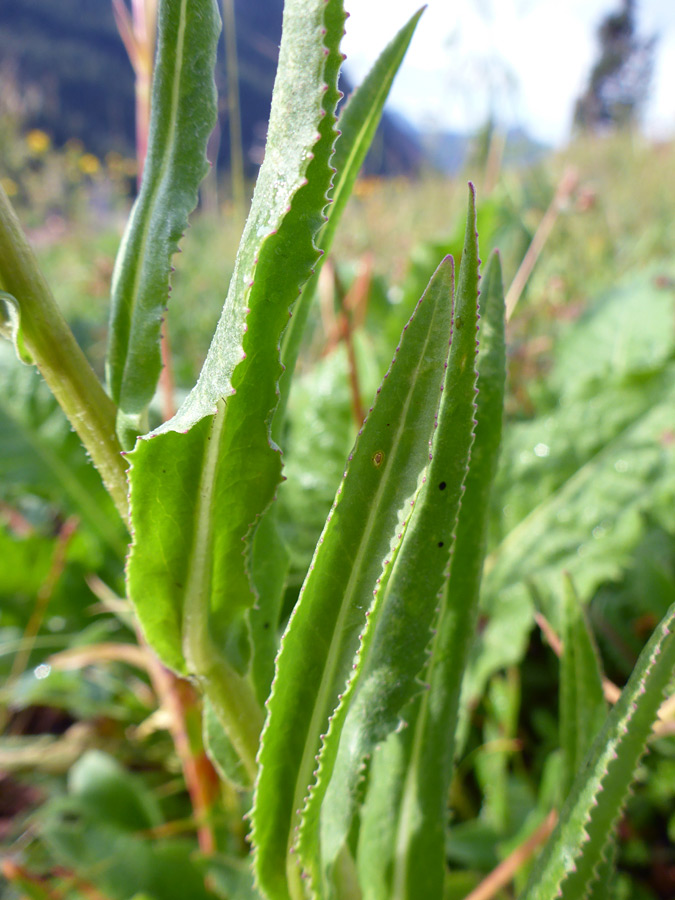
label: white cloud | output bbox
[342,0,674,144]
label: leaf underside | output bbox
[106,0,220,444]
[126,0,345,680]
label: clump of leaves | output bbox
[0,1,673,899]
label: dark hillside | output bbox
[0,0,421,175]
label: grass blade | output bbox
[252,256,456,900]
[106,0,220,445]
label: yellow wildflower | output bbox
[78,153,101,175]
[26,129,51,155]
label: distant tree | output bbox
[573,0,655,132]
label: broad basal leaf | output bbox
[252,256,456,900]
[106,0,220,445]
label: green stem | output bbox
[200,654,264,783]
[0,186,130,528]
[222,0,246,217]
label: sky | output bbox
[340,0,675,145]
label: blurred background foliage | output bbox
[1,1,675,898]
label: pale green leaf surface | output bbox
[521,601,675,900]
[252,257,456,900]
[559,576,614,899]
[277,8,424,427]
[127,0,345,680]
[299,188,482,894]
[249,512,290,706]
[358,250,506,900]
[106,0,220,443]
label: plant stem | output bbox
[464,810,558,900]
[200,655,264,783]
[222,0,246,217]
[505,167,578,320]
[0,187,129,527]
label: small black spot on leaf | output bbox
[439,481,447,490]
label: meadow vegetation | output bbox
[0,2,674,899]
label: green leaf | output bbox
[67,750,162,832]
[0,345,127,557]
[559,575,615,899]
[358,249,506,900]
[521,600,675,900]
[127,0,345,779]
[469,268,675,705]
[559,574,607,798]
[277,7,425,409]
[297,186,482,895]
[252,256,456,900]
[106,0,220,445]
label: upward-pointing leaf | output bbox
[297,186,481,896]
[252,257,456,900]
[250,4,425,714]
[127,0,346,775]
[558,574,614,900]
[278,7,425,402]
[357,249,506,900]
[106,0,220,445]
[521,600,675,900]
[559,574,607,798]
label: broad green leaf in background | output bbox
[39,752,218,900]
[358,249,506,900]
[127,0,346,778]
[0,344,126,557]
[106,0,220,445]
[252,256,456,900]
[521,600,675,900]
[299,187,482,896]
[466,267,675,709]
